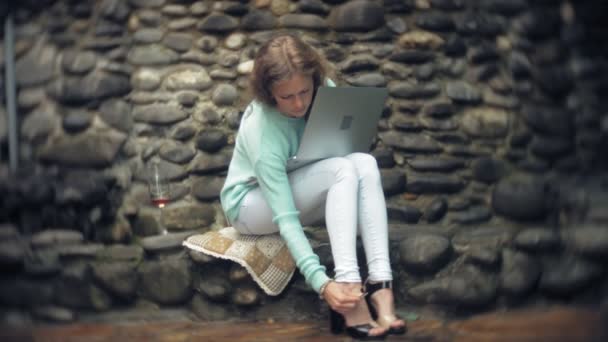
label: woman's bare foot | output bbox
[339,283,387,337]
[368,287,406,332]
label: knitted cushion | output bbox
[183,227,296,296]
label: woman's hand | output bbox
[322,281,364,314]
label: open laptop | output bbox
[286,86,388,172]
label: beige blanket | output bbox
[183,227,296,296]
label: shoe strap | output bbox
[365,280,392,295]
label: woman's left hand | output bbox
[322,281,363,314]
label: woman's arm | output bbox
[254,155,330,292]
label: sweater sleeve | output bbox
[253,154,330,292]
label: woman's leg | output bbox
[344,152,392,282]
[232,157,361,282]
[345,153,405,331]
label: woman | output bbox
[220,33,405,339]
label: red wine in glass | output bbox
[147,162,170,234]
[151,197,170,208]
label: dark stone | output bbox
[415,64,435,81]
[383,0,414,13]
[196,128,228,153]
[380,169,407,197]
[95,20,124,36]
[509,127,532,147]
[508,52,532,79]
[138,258,193,305]
[224,3,249,16]
[193,268,232,302]
[431,132,470,145]
[514,9,561,41]
[380,132,443,153]
[163,32,192,52]
[388,50,435,64]
[399,234,451,273]
[457,13,505,37]
[371,148,395,168]
[468,44,500,64]
[388,204,422,223]
[15,41,57,87]
[171,124,197,141]
[191,294,233,321]
[133,104,189,125]
[415,11,455,32]
[191,176,225,202]
[388,82,441,99]
[423,102,454,119]
[446,81,482,104]
[92,261,138,300]
[450,206,493,224]
[100,0,131,22]
[406,174,466,194]
[492,175,551,221]
[279,14,328,31]
[517,158,550,173]
[471,157,508,184]
[391,117,420,132]
[54,263,112,311]
[299,0,330,15]
[408,157,466,172]
[452,226,515,253]
[127,45,180,65]
[536,65,574,98]
[159,142,196,164]
[55,171,109,206]
[408,263,497,307]
[529,135,573,160]
[480,0,527,16]
[424,197,448,223]
[133,27,164,44]
[514,228,561,252]
[499,249,541,297]
[62,111,92,134]
[466,247,500,269]
[241,10,277,31]
[339,55,381,73]
[566,225,608,258]
[40,130,127,167]
[539,255,604,296]
[430,0,465,11]
[190,153,231,175]
[177,92,199,107]
[330,0,385,32]
[444,35,467,56]
[522,104,574,137]
[198,13,239,33]
[47,72,131,105]
[0,278,54,307]
[99,99,133,132]
[62,50,97,75]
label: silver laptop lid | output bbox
[288,86,388,170]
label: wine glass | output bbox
[147,162,170,235]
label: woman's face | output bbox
[270,73,314,118]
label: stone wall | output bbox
[1,0,607,324]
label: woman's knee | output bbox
[331,157,358,182]
[348,153,380,179]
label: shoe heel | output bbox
[329,308,344,335]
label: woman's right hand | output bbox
[322,281,363,314]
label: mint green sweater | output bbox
[220,81,335,293]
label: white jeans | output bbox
[232,152,393,283]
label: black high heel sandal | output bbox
[329,308,387,340]
[364,280,407,335]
